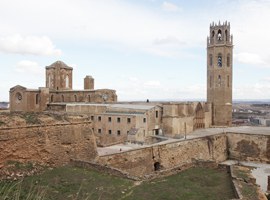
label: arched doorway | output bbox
[193,103,205,130]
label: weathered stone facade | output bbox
[0,116,97,166]
[207,21,233,126]
[97,134,228,177]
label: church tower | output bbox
[207,21,233,126]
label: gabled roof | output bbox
[9,85,27,92]
[46,60,73,70]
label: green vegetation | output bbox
[0,120,5,126]
[0,166,236,200]
[21,113,41,125]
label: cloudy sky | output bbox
[0,0,270,101]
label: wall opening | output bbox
[218,29,222,40]
[35,94,39,105]
[218,75,221,87]
[227,54,230,67]
[62,95,64,102]
[218,53,222,67]
[193,103,205,130]
[50,95,54,102]
[66,75,69,89]
[154,162,161,171]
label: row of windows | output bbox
[96,128,122,136]
[209,75,230,88]
[209,54,231,67]
[92,116,147,123]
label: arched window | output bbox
[209,54,213,66]
[35,94,39,104]
[210,76,212,88]
[217,29,222,40]
[48,75,51,87]
[212,30,215,38]
[227,54,230,67]
[225,30,228,41]
[74,95,77,102]
[218,75,221,87]
[227,75,230,87]
[218,53,222,67]
[51,95,54,102]
[66,75,69,89]
[61,95,64,102]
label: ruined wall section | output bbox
[0,122,97,166]
[97,134,227,177]
[227,132,270,163]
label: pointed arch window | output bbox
[218,53,222,67]
[217,29,222,41]
[74,95,77,102]
[218,75,221,87]
[62,95,64,102]
[209,54,213,66]
[227,75,230,87]
[66,75,69,88]
[225,30,228,41]
[227,54,230,67]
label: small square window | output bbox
[98,116,101,121]
[108,130,112,135]
[117,117,121,123]
[98,129,101,134]
[143,118,146,123]
[117,130,121,136]
[108,117,112,122]
[127,118,131,123]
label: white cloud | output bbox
[234,83,270,99]
[0,35,62,56]
[144,80,161,88]
[162,1,181,12]
[235,52,267,66]
[153,36,185,46]
[14,60,43,75]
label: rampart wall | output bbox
[97,134,228,178]
[227,132,270,163]
[0,122,97,166]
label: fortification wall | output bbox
[227,132,270,163]
[0,122,97,166]
[97,134,227,177]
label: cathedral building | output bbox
[9,61,117,112]
[9,21,233,145]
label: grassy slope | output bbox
[0,166,235,200]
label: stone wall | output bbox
[227,132,270,163]
[97,133,227,177]
[0,122,97,166]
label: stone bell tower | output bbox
[207,21,233,126]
